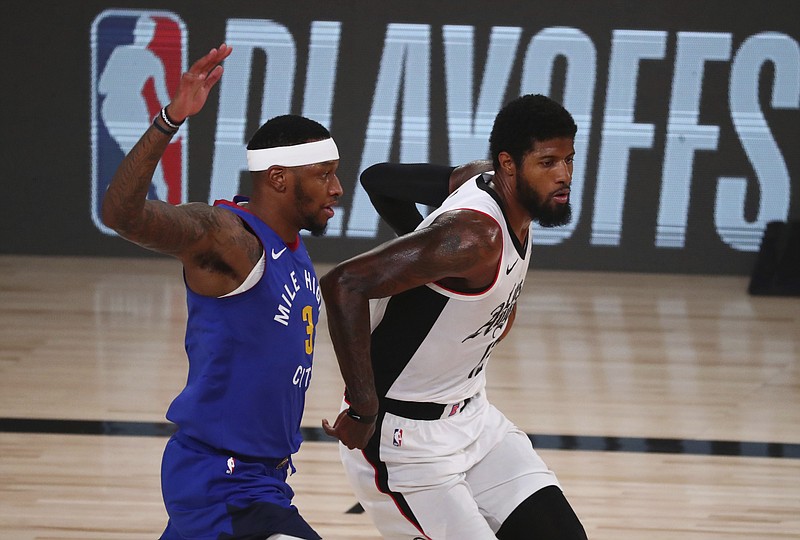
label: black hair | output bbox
[246,114,331,150]
[489,94,577,169]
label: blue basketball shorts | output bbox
[159,432,320,540]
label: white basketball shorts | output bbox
[339,392,561,539]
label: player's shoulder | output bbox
[427,208,503,253]
[176,201,242,227]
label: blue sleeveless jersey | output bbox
[165,198,321,459]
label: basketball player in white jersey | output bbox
[321,94,587,539]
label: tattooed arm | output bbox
[102,43,231,250]
[100,125,210,256]
[320,209,502,449]
[101,45,248,296]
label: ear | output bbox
[264,166,288,193]
[497,151,516,177]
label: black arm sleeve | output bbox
[360,163,455,236]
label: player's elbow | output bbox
[320,266,344,305]
[359,163,389,196]
[100,197,121,231]
[320,264,366,308]
[100,195,134,237]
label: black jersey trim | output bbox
[357,412,430,538]
[370,286,450,397]
[475,174,528,259]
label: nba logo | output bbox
[90,9,188,235]
[393,428,403,447]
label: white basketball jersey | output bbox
[369,173,531,403]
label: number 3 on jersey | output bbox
[302,305,315,354]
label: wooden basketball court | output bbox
[1,255,798,539]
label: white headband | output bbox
[246,138,339,171]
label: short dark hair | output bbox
[247,115,331,150]
[489,94,577,169]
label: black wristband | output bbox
[346,407,378,424]
[160,106,185,130]
[152,118,176,136]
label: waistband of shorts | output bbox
[381,396,472,420]
[173,430,291,470]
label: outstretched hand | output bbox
[322,410,376,450]
[166,44,233,123]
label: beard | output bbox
[294,181,329,237]
[304,220,328,237]
[516,178,572,228]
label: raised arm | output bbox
[320,209,502,449]
[360,160,492,236]
[101,44,233,258]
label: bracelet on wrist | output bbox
[160,106,185,130]
[345,407,378,424]
[152,117,177,136]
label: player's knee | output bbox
[496,485,587,540]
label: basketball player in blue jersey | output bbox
[321,94,587,539]
[102,44,342,540]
